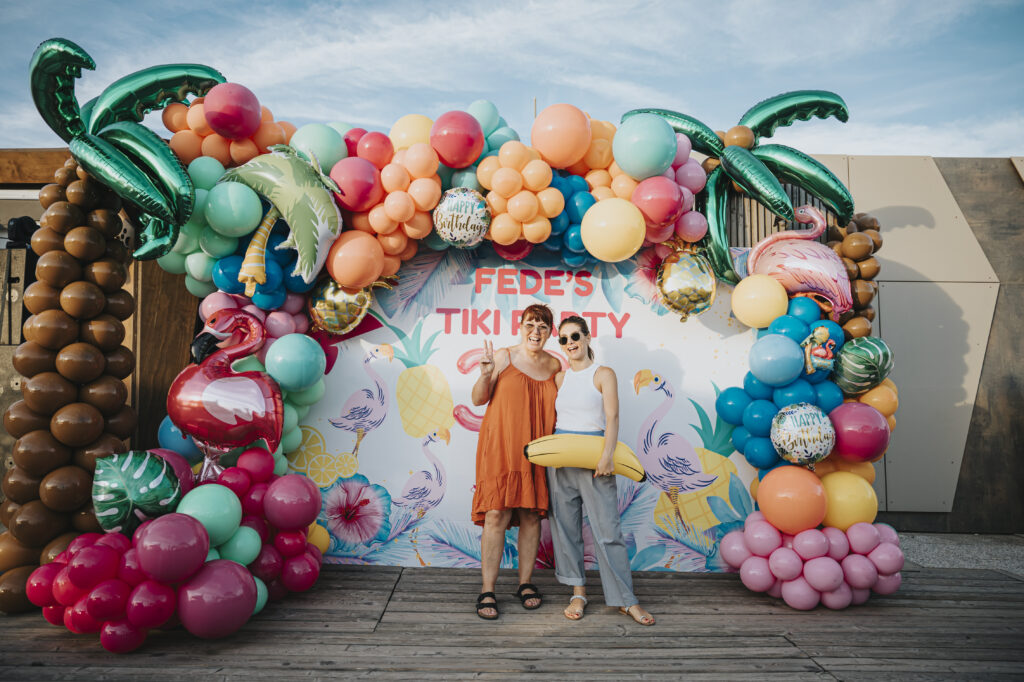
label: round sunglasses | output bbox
[558,331,582,345]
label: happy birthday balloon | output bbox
[432,187,491,249]
[770,402,835,466]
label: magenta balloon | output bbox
[26,563,62,607]
[781,576,820,611]
[739,556,775,592]
[872,571,902,595]
[674,210,708,242]
[249,543,283,583]
[94,532,132,554]
[266,576,288,602]
[67,533,102,556]
[674,159,707,194]
[850,587,871,605]
[132,521,151,546]
[744,520,782,557]
[67,596,103,633]
[68,545,121,590]
[306,542,323,565]
[765,578,782,598]
[822,526,851,561]
[820,581,853,610]
[126,579,176,629]
[151,448,195,496]
[868,542,905,575]
[86,578,131,621]
[241,514,270,543]
[679,186,695,213]
[264,474,322,530]
[199,292,238,321]
[873,522,900,546]
[135,513,210,583]
[281,552,320,592]
[719,530,751,569]
[178,559,257,639]
[792,529,829,561]
[743,511,766,528]
[846,522,881,555]
[830,403,890,462]
[117,548,147,587]
[672,133,692,166]
[841,553,879,589]
[100,618,148,653]
[429,111,485,169]
[631,176,685,229]
[767,547,803,581]
[329,157,384,212]
[803,556,845,592]
[203,83,262,140]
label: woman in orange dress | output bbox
[471,304,560,620]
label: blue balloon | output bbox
[563,224,586,253]
[715,386,752,425]
[540,237,562,252]
[749,334,804,387]
[731,425,750,454]
[255,258,284,294]
[805,367,830,384]
[742,399,778,438]
[284,270,316,293]
[265,232,295,267]
[756,328,773,339]
[252,286,286,310]
[550,211,570,236]
[772,378,817,409]
[809,319,845,352]
[744,437,780,469]
[158,415,203,464]
[612,113,677,179]
[212,255,244,294]
[562,251,588,268]
[743,372,775,400]
[768,315,810,344]
[757,459,794,479]
[787,297,822,325]
[814,381,845,414]
[265,333,327,391]
[566,192,595,224]
[567,175,589,195]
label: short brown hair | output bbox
[521,304,553,329]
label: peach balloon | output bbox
[252,121,285,153]
[757,466,827,535]
[585,169,612,189]
[260,106,274,123]
[381,255,401,277]
[608,161,624,178]
[327,231,384,289]
[380,163,411,193]
[521,159,552,192]
[476,156,501,190]
[383,191,416,223]
[859,385,899,417]
[531,103,592,169]
[611,174,638,199]
[486,191,508,215]
[498,141,531,171]
[229,139,259,165]
[162,103,189,133]
[491,168,523,199]
[592,186,616,201]
[407,178,441,212]
[403,143,439,179]
[398,239,419,260]
[591,120,616,141]
[200,134,232,166]
[186,103,212,136]
[536,187,565,219]
[490,213,522,245]
[278,121,296,143]
[170,131,203,165]
[522,217,552,244]
[402,211,433,239]
[348,211,374,233]
[507,191,539,222]
[584,138,613,170]
[368,205,399,234]
[377,229,408,256]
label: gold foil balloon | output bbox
[308,278,392,335]
[656,250,716,321]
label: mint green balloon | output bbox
[612,113,677,180]
[231,356,265,373]
[281,426,302,453]
[205,181,263,238]
[452,169,482,192]
[156,250,187,274]
[487,126,519,150]
[265,334,326,391]
[199,226,238,258]
[185,250,215,282]
[189,156,226,190]
[192,187,209,218]
[205,548,221,562]
[283,403,298,433]
[177,483,242,546]
[185,274,217,298]
[328,121,353,137]
[252,576,268,615]
[290,123,347,171]
[218,525,261,566]
[171,220,202,254]
[273,456,288,476]
[295,404,311,420]
[288,378,325,406]
[467,99,500,136]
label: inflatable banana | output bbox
[524,434,646,482]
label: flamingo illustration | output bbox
[328,344,394,457]
[746,205,853,319]
[167,309,283,480]
[389,426,450,565]
[632,369,717,522]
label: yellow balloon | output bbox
[580,197,645,262]
[821,471,878,530]
[731,274,789,328]
[389,114,433,151]
[307,523,330,554]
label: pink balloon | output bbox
[679,185,695,213]
[846,522,881,555]
[274,530,307,558]
[42,604,66,626]
[673,133,693,167]
[264,475,322,530]
[631,176,685,228]
[744,521,782,557]
[266,577,288,602]
[330,157,384,212]
[281,552,320,592]
[872,571,902,595]
[820,581,853,610]
[264,311,296,337]
[645,221,675,244]
[117,548,147,587]
[850,587,871,605]
[200,292,239,321]
[68,545,121,590]
[868,542,905,575]
[94,533,132,554]
[660,167,676,180]
[67,533,102,557]
[744,511,766,528]
[357,131,396,171]
[67,596,103,633]
[218,466,253,498]
[768,547,803,581]
[249,544,284,583]
[793,529,829,561]
[803,556,845,592]
[178,560,257,639]
[135,513,210,583]
[830,403,890,462]
[674,159,707,194]
[874,522,900,546]
[281,293,306,315]
[739,556,775,592]
[841,554,879,589]
[781,576,820,610]
[822,526,851,561]
[53,566,88,606]
[203,83,261,140]
[653,243,675,261]
[430,111,485,169]
[26,563,62,607]
[86,578,131,621]
[719,530,751,569]
[292,314,310,334]
[344,128,368,158]
[240,304,267,323]
[126,579,176,629]
[674,211,708,243]
[237,447,275,483]
[151,448,195,496]
[241,515,270,543]
[242,482,269,517]
[306,543,323,565]
[781,534,795,550]
[765,579,783,598]
[100,618,148,654]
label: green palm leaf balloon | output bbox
[752,144,854,223]
[738,90,849,142]
[622,108,724,157]
[28,38,95,143]
[718,146,793,221]
[92,451,183,534]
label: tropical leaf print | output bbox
[378,248,476,319]
[422,519,483,568]
[92,451,182,534]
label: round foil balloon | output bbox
[432,188,491,249]
[656,251,716,321]
[770,402,835,466]
[308,279,375,336]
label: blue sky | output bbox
[3,0,1023,156]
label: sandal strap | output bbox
[568,595,588,604]
[477,592,497,604]
[516,583,540,596]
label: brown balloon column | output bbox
[828,213,884,340]
[0,158,136,613]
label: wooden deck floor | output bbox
[1,562,1023,680]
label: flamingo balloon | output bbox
[746,205,853,319]
[328,344,393,457]
[167,309,284,480]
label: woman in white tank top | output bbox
[548,316,655,626]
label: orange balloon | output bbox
[536,187,565,219]
[486,191,508,216]
[348,211,374,233]
[491,168,523,199]
[531,103,592,169]
[611,173,638,199]
[377,229,408,256]
[252,121,285,153]
[506,191,539,222]
[592,186,616,201]
[327,231,384,289]
[368,205,398,235]
[381,254,401,277]
[590,119,616,141]
[384,191,416,223]
[835,458,876,484]
[229,139,259,166]
[476,156,501,190]
[881,377,898,395]
[403,143,439,180]
[407,178,441,212]
[812,458,838,477]
[522,217,552,244]
[402,211,433,239]
[886,415,896,432]
[278,121,297,143]
[757,466,827,535]
[490,213,522,245]
[200,134,232,166]
[584,138,613,170]
[565,159,591,176]
[608,161,623,178]
[585,169,612,189]
[162,103,189,133]
[260,106,274,123]
[398,239,419,261]
[521,159,553,192]
[186,103,212,136]
[169,130,203,165]
[497,141,531,171]
[381,163,411,193]
[859,385,899,417]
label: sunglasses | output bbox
[558,332,582,345]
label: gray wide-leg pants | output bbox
[546,465,638,608]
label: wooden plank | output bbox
[0,149,72,185]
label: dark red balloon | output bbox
[281,552,320,592]
[343,127,367,157]
[273,530,307,558]
[126,579,176,629]
[217,467,252,498]
[203,83,262,140]
[248,544,283,583]
[26,562,62,607]
[67,544,120,589]
[86,578,131,621]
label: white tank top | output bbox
[555,364,606,432]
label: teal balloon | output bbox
[192,188,209,220]
[205,182,263,237]
[252,576,268,615]
[451,169,482,192]
[199,226,238,259]
[265,334,326,391]
[156,250,187,274]
[273,456,288,477]
[231,356,265,373]
[289,123,347,171]
[171,220,202,254]
[288,377,325,406]
[205,548,221,562]
[436,163,455,190]
[612,113,676,180]
[283,403,299,433]
[281,426,302,453]
[423,230,449,251]
[184,274,216,298]
[294,404,311,420]
[185,250,215,282]
[188,156,225,190]
[177,483,242,546]
[467,99,500,135]
[487,126,519,150]
[328,121,354,137]
[218,526,262,566]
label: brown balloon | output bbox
[826,225,846,242]
[857,257,880,280]
[83,259,128,294]
[73,433,125,472]
[12,341,57,377]
[853,214,880,230]
[0,500,20,528]
[12,429,72,477]
[59,280,107,320]
[35,250,83,288]
[65,179,100,209]
[852,279,876,309]
[86,209,123,239]
[105,404,137,439]
[103,290,135,320]
[103,346,136,379]
[1,466,43,505]
[843,316,873,340]
[0,531,41,574]
[841,233,874,261]
[79,314,125,352]
[3,400,52,439]
[0,565,36,614]
[23,281,62,315]
[53,167,76,187]
[75,166,91,182]
[64,157,78,170]
[837,309,855,325]
[96,189,123,212]
[79,375,127,416]
[39,465,92,512]
[64,226,107,262]
[861,228,883,252]
[40,201,84,234]
[842,257,859,281]
[38,183,67,209]
[71,504,103,533]
[30,227,66,257]
[861,306,876,322]
[105,239,132,264]
[25,308,79,350]
[9,500,70,547]
[55,342,106,383]
[21,371,77,415]
[41,532,79,565]
[50,402,105,447]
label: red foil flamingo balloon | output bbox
[167,309,284,479]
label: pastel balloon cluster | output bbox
[477,141,564,247]
[165,83,296,167]
[566,119,617,182]
[721,514,904,610]
[199,291,310,364]
[627,134,708,246]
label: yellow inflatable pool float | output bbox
[524,434,646,482]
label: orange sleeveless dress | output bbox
[471,364,556,527]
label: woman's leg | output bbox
[516,509,542,608]
[479,508,512,617]
[546,467,586,588]
[578,473,640,608]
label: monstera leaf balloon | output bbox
[92,450,183,533]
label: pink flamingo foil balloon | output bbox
[746,205,853,319]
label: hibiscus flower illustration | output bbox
[321,474,392,549]
[624,247,670,315]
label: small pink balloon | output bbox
[645,221,675,244]
[739,556,775,592]
[847,522,881,555]
[781,534,795,550]
[230,293,250,306]
[793,529,829,560]
[281,552,320,592]
[653,243,675,260]
[719,530,752,569]
[85,578,131,622]
[841,554,879,589]
[873,522,900,546]
[117,548,147,587]
[241,304,266,323]
[661,167,676,180]
[803,556,845,592]
[744,520,782,557]
[265,311,296,337]
[631,176,685,229]
[868,542,905,575]
[257,343,271,365]
[282,293,306,315]
[292,314,310,334]
[67,533,103,556]
[26,563,62,607]
[673,133,693,167]
[200,292,238,321]
[68,545,121,590]
[820,581,853,610]
[765,578,783,598]
[330,157,384,212]
[679,185,694,213]
[781,576,820,610]
[822,526,851,561]
[126,579,176,629]
[744,511,766,528]
[872,571,902,595]
[850,587,871,605]
[100,618,147,653]
[768,547,803,581]
[674,211,708,242]
[675,159,707,194]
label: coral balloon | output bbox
[430,111,484,169]
[531,104,592,169]
[631,176,685,228]
[326,231,385,289]
[329,157,383,212]
[757,466,827,535]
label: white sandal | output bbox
[564,594,587,620]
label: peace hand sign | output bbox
[479,340,495,377]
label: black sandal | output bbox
[476,592,499,620]
[516,583,542,610]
